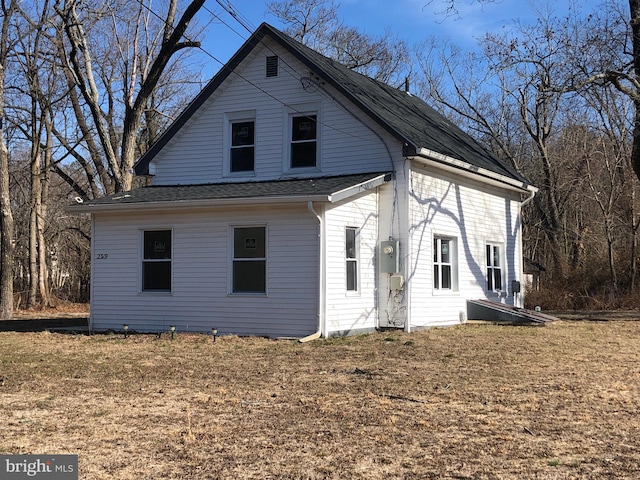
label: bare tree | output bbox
[54,0,206,194]
[425,0,640,187]
[417,12,584,278]
[11,1,58,308]
[418,0,640,299]
[268,0,411,86]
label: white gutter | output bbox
[299,201,325,342]
[410,148,538,195]
[329,173,391,203]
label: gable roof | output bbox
[134,23,528,186]
[70,172,391,212]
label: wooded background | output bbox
[0,0,638,317]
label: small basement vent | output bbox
[266,55,279,77]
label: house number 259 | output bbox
[96,253,109,260]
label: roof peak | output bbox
[134,22,528,187]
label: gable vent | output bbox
[266,55,279,77]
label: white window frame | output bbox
[433,235,458,292]
[230,225,267,295]
[140,228,173,294]
[223,110,256,177]
[285,104,320,172]
[345,227,359,293]
[486,242,504,293]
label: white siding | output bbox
[324,190,379,335]
[149,40,397,185]
[89,33,530,337]
[406,165,523,327]
[90,204,319,338]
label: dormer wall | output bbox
[148,39,402,186]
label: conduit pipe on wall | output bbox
[299,201,325,342]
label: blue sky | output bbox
[196,0,602,78]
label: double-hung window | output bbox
[232,226,266,294]
[225,111,255,175]
[486,243,503,291]
[290,114,317,168]
[346,227,358,292]
[142,230,172,292]
[434,236,456,291]
[230,120,255,173]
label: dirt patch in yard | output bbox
[1,318,639,479]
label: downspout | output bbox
[521,186,537,207]
[88,214,95,334]
[299,201,325,342]
[404,159,411,334]
[516,186,537,308]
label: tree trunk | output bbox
[0,1,15,319]
[38,121,52,307]
[28,142,40,308]
[0,135,13,319]
[630,1,640,182]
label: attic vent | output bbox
[266,55,279,77]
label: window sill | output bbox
[284,167,321,175]
[432,290,460,296]
[228,292,268,297]
[225,171,256,178]
[488,290,508,298]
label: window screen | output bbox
[290,115,317,168]
[233,227,266,293]
[142,230,171,291]
[230,121,255,172]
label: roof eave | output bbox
[411,147,537,194]
[329,172,392,202]
[67,194,332,214]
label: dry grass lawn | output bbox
[1,318,639,479]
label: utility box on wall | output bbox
[389,274,404,290]
[380,240,399,273]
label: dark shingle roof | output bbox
[265,25,526,183]
[75,173,391,209]
[134,23,527,186]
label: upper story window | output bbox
[230,120,255,172]
[224,110,256,176]
[290,114,317,169]
[486,243,503,291]
[142,229,172,292]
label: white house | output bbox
[71,23,537,338]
